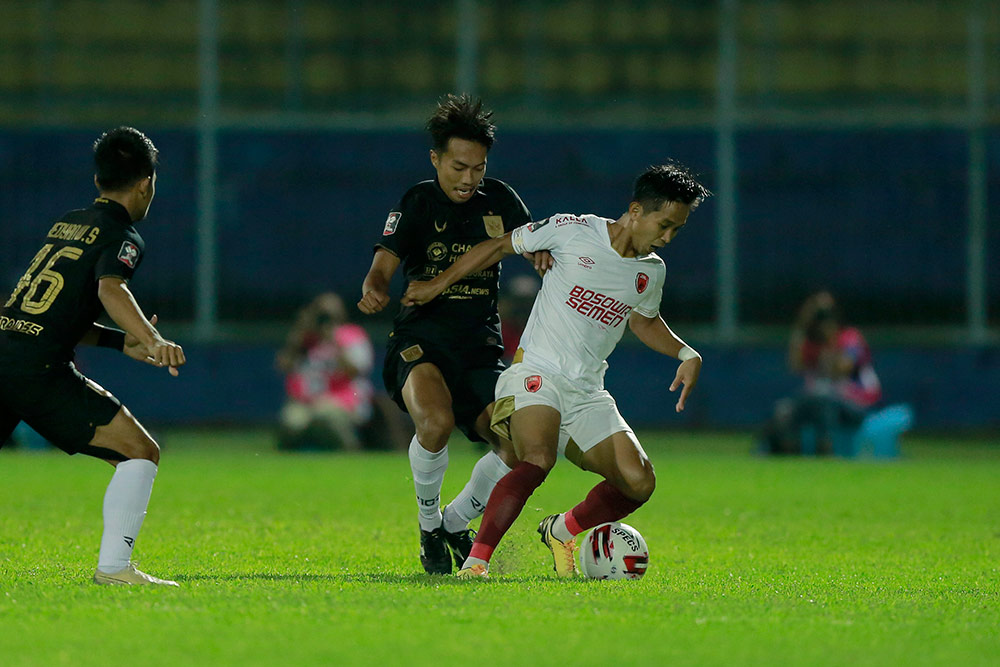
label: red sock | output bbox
[468,462,548,562]
[563,481,646,536]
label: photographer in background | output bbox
[764,291,882,455]
[276,292,375,451]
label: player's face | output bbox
[630,200,691,255]
[430,138,488,204]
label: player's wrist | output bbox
[96,327,127,351]
[677,346,701,362]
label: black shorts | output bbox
[383,333,504,443]
[0,362,122,456]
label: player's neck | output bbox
[607,215,637,259]
[97,192,139,222]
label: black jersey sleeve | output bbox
[374,187,426,260]
[94,230,145,282]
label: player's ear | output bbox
[94,174,101,191]
[136,175,152,198]
[429,149,440,169]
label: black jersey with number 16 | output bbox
[0,198,144,372]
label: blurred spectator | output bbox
[499,274,540,363]
[763,291,882,455]
[276,293,373,450]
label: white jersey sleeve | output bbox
[632,261,665,318]
[511,215,563,255]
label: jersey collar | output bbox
[92,197,133,225]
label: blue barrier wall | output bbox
[73,342,999,431]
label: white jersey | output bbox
[510,213,665,389]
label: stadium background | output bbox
[1,0,997,433]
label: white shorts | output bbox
[492,362,633,454]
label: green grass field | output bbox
[1,430,997,666]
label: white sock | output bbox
[409,435,448,532]
[97,459,157,573]
[442,450,511,533]
[551,513,575,543]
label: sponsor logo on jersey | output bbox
[383,212,401,236]
[565,285,633,329]
[578,256,595,269]
[554,214,587,227]
[636,272,649,294]
[483,215,504,238]
[524,375,542,392]
[117,241,139,268]
[433,218,447,233]
[427,242,448,261]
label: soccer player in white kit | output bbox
[402,163,710,578]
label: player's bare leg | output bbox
[544,431,654,558]
[458,405,559,576]
[440,404,518,567]
[87,404,177,587]
[401,362,456,573]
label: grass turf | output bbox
[1,430,997,666]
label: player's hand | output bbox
[401,280,443,306]
[146,330,185,377]
[669,357,701,412]
[357,288,390,315]
[124,314,160,367]
[523,250,554,277]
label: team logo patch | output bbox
[400,344,424,362]
[636,272,649,294]
[524,375,542,393]
[427,242,448,261]
[383,212,401,236]
[117,241,139,268]
[483,215,504,238]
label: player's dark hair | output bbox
[93,126,158,191]
[425,94,496,153]
[633,162,711,212]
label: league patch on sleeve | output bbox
[527,217,551,232]
[117,241,140,268]
[383,212,402,236]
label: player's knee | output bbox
[521,447,557,473]
[414,411,454,450]
[124,437,160,464]
[620,466,655,502]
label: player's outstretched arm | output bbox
[98,277,186,376]
[358,249,399,315]
[402,233,515,306]
[629,312,702,412]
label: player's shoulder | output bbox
[397,179,438,206]
[480,177,522,199]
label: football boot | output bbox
[93,563,179,587]
[537,514,579,577]
[419,527,452,575]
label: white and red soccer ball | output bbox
[579,522,649,580]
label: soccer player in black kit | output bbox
[359,95,551,574]
[0,127,185,586]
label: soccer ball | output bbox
[579,522,649,580]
